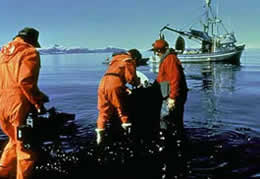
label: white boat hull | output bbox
[149,45,245,73]
[178,45,245,64]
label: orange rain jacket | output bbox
[157,49,188,102]
[97,53,138,129]
[0,37,47,179]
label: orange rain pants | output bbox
[97,53,138,129]
[0,37,47,179]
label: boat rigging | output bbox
[154,0,245,64]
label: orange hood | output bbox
[0,37,33,63]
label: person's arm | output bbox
[18,49,47,111]
[124,59,139,86]
[166,55,181,100]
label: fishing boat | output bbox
[153,0,245,64]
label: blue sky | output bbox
[0,0,259,49]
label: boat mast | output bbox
[205,0,215,37]
[205,0,210,34]
[205,0,219,52]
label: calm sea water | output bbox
[1,49,260,178]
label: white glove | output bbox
[121,123,132,134]
[167,98,175,111]
[95,128,105,145]
[126,88,132,95]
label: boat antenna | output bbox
[216,1,219,35]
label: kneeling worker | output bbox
[96,49,142,144]
[0,27,49,179]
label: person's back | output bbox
[105,52,137,85]
[0,27,48,179]
[96,49,142,145]
[0,37,40,92]
[157,49,188,102]
[97,53,136,128]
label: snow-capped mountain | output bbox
[38,44,126,55]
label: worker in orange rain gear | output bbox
[150,39,188,136]
[96,49,142,145]
[0,27,49,179]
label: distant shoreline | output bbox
[38,45,126,55]
[0,45,259,55]
[38,47,260,55]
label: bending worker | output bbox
[96,49,142,145]
[150,39,188,136]
[0,27,49,179]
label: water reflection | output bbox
[1,52,260,178]
[30,53,260,178]
[149,56,241,130]
[149,55,240,93]
[184,63,240,128]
